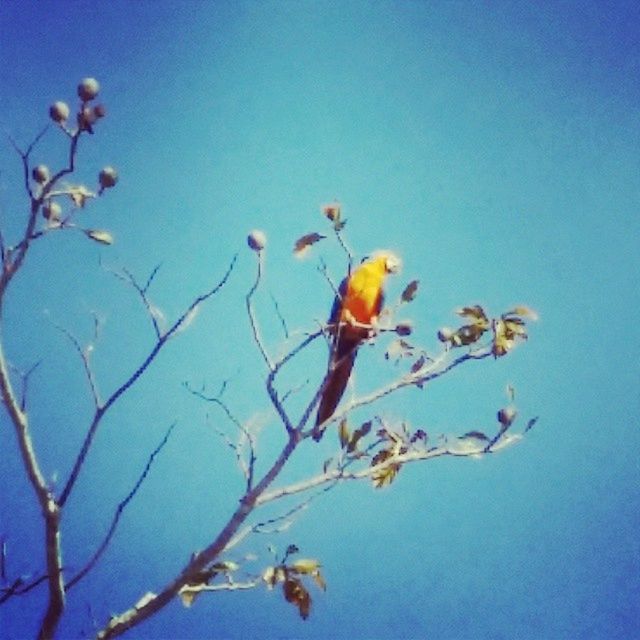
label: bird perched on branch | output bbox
[313,251,401,441]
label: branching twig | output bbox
[185,383,257,492]
[50,320,101,408]
[66,423,176,591]
[270,293,289,340]
[59,254,237,507]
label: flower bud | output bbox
[437,327,454,342]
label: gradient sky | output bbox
[0,1,639,639]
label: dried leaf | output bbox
[67,184,95,208]
[338,418,350,449]
[456,305,489,327]
[385,338,415,361]
[283,577,311,620]
[509,305,539,320]
[490,433,524,452]
[371,448,401,488]
[312,570,327,592]
[291,559,321,575]
[178,587,197,608]
[293,232,326,256]
[347,420,372,453]
[211,560,239,573]
[410,354,426,375]
[322,202,341,222]
[400,280,419,303]
[460,431,490,441]
[85,229,114,245]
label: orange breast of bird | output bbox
[340,256,387,325]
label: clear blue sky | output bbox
[1,1,638,638]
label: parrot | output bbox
[312,251,401,441]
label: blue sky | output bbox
[0,1,638,638]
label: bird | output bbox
[313,251,401,441]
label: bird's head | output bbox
[368,250,402,275]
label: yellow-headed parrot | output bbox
[313,251,401,441]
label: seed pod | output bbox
[49,101,70,123]
[32,165,50,184]
[247,230,267,252]
[497,406,517,428]
[42,201,62,222]
[78,77,100,101]
[395,321,413,336]
[99,166,118,189]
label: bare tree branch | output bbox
[185,383,257,492]
[50,320,101,408]
[66,423,176,591]
[96,432,302,639]
[59,254,237,507]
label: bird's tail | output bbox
[313,333,360,441]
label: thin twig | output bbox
[50,321,101,408]
[185,382,256,491]
[66,423,176,591]
[59,255,237,507]
[245,251,273,370]
[269,293,289,340]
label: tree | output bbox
[0,80,537,639]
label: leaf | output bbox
[283,577,311,620]
[85,229,114,245]
[347,420,372,453]
[508,305,539,320]
[371,448,401,488]
[178,586,199,608]
[523,416,539,433]
[456,305,489,327]
[338,418,350,449]
[293,232,326,256]
[211,560,239,573]
[385,338,414,361]
[291,559,320,575]
[490,433,524,452]
[67,184,95,208]
[410,354,426,375]
[312,570,327,592]
[400,279,419,303]
[460,431,490,441]
[262,566,286,589]
[322,202,341,222]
